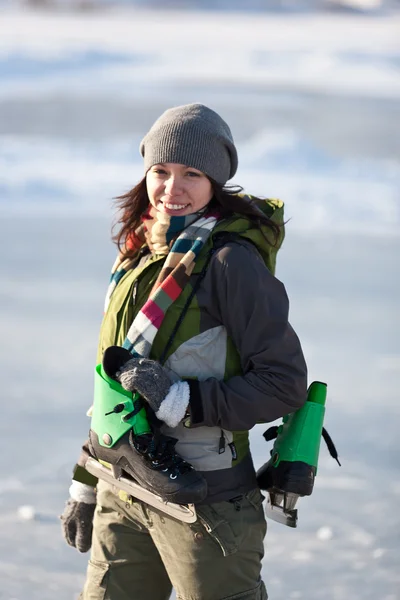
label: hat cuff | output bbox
[141,123,233,185]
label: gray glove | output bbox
[61,498,95,553]
[60,481,96,553]
[117,358,190,428]
[117,357,172,413]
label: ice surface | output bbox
[0,6,399,600]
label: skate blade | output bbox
[264,494,298,528]
[85,457,198,523]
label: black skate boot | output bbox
[86,346,208,508]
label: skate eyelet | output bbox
[162,468,169,472]
[169,473,177,480]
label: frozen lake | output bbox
[0,6,399,600]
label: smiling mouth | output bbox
[163,203,188,210]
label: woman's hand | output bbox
[117,357,172,413]
[117,357,190,428]
[60,481,96,553]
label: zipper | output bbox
[197,514,228,556]
[219,429,226,454]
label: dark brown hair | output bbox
[112,177,282,259]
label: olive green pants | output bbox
[80,480,268,600]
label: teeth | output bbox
[164,203,188,210]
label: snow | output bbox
[0,5,399,600]
[1,10,399,99]
[17,505,36,521]
[316,526,334,540]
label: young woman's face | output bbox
[146,163,213,217]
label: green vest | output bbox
[97,200,284,465]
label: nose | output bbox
[164,175,183,195]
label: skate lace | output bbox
[147,433,193,477]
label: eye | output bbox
[153,168,167,175]
[186,171,201,178]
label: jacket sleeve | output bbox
[71,441,98,489]
[187,240,308,431]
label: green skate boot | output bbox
[256,381,340,527]
[85,346,207,521]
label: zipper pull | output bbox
[219,430,226,454]
[132,280,139,305]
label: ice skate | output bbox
[257,382,340,528]
[86,346,207,520]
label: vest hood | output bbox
[211,195,285,275]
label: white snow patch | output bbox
[349,528,375,547]
[372,548,387,559]
[0,11,399,99]
[316,526,334,541]
[17,505,36,521]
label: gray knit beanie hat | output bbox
[140,103,238,185]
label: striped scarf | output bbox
[105,205,219,358]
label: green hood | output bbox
[197,195,285,276]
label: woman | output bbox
[61,103,307,600]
